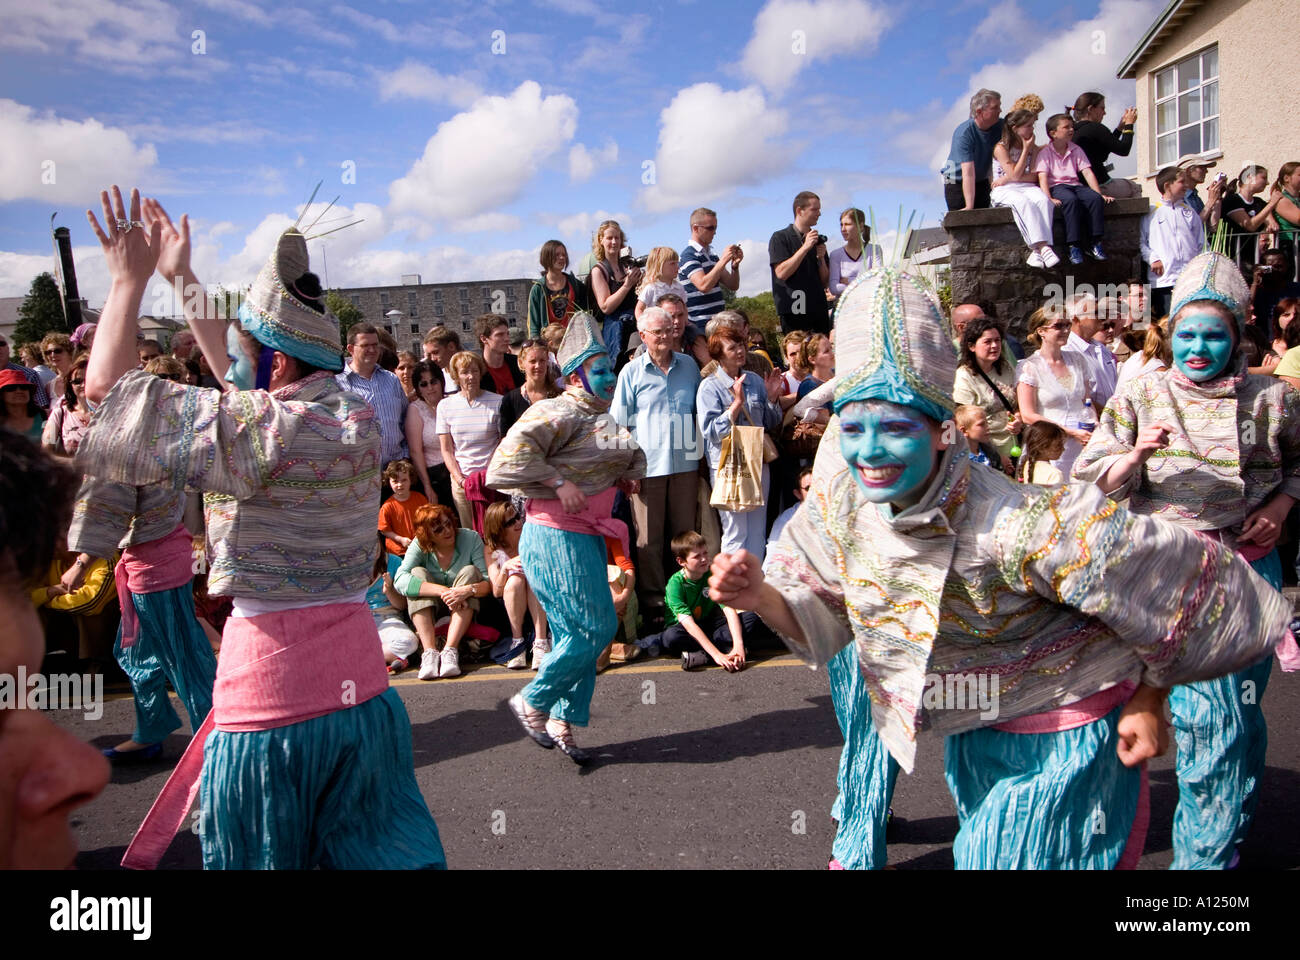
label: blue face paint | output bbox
[838,401,938,510]
[224,324,257,390]
[582,355,617,400]
[1171,312,1234,382]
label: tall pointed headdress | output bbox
[832,267,958,423]
[1169,251,1250,334]
[557,311,606,376]
[237,228,344,372]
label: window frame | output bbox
[1151,44,1220,171]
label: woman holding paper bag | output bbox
[697,328,784,562]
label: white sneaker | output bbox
[438,646,462,678]
[531,638,551,671]
[506,640,529,669]
[1040,247,1061,268]
[1026,250,1045,269]
[417,648,439,680]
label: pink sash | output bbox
[121,601,389,870]
[116,524,195,648]
[525,487,630,557]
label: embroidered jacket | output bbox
[74,369,380,600]
[67,477,186,560]
[1072,356,1300,538]
[764,418,1290,772]
[486,387,646,499]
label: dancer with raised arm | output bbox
[488,312,645,764]
[1074,252,1300,869]
[712,264,1294,869]
[77,186,444,869]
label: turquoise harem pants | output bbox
[518,522,617,726]
[827,643,898,869]
[1168,549,1279,870]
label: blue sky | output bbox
[0,0,1163,310]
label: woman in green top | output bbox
[526,240,593,339]
[1270,162,1300,275]
[394,502,491,680]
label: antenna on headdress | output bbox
[292,181,323,230]
[302,195,341,235]
[305,219,365,241]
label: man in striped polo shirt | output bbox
[678,207,742,334]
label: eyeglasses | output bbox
[505,514,522,527]
[70,378,85,386]
[157,373,184,382]
[1044,322,1071,332]
[692,223,718,232]
[417,379,437,388]
[45,348,66,357]
[431,520,455,533]
[1100,321,1116,330]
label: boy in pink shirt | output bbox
[1034,113,1114,265]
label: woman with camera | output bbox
[588,220,641,371]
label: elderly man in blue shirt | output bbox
[337,322,408,471]
[611,306,702,632]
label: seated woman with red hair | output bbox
[393,503,491,680]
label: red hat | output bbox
[0,369,34,391]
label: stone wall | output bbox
[943,198,1150,341]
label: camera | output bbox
[618,246,648,270]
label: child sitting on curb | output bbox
[641,531,757,672]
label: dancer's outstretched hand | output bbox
[86,186,161,289]
[709,550,764,611]
[143,196,192,287]
[1116,684,1170,767]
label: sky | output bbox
[0,0,1164,314]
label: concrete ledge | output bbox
[942,198,1152,340]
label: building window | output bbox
[435,304,443,317]
[433,289,442,301]
[410,323,420,334]
[1154,46,1218,166]
[458,288,468,301]
[350,294,360,309]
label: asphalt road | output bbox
[59,650,1300,870]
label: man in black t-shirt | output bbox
[770,191,831,334]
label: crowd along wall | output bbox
[942,198,1150,341]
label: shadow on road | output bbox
[575,697,842,774]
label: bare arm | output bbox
[440,433,462,485]
[961,161,976,209]
[406,406,435,502]
[688,247,736,294]
[774,233,817,283]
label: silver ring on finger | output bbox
[115,218,134,233]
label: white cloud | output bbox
[0,0,192,73]
[0,99,158,204]
[377,61,484,109]
[387,81,578,230]
[568,140,619,182]
[452,213,525,233]
[738,0,893,95]
[923,0,1164,176]
[641,84,792,214]
[195,0,273,26]
[555,210,631,240]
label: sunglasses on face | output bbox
[1100,321,1116,330]
[70,378,86,386]
[505,514,522,527]
[45,348,66,357]
[431,520,455,533]
[1045,322,1071,332]
[417,379,437,388]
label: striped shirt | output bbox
[678,241,726,327]
[336,366,408,466]
[436,391,503,474]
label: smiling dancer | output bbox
[76,186,443,869]
[488,312,646,764]
[711,265,1294,869]
[1075,252,1300,869]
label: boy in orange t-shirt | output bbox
[379,459,429,556]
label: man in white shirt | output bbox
[1062,293,1117,412]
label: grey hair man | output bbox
[1061,292,1116,410]
[611,306,701,631]
[942,88,1003,211]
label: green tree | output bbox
[14,273,67,345]
[326,290,363,343]
[730,291,781,355]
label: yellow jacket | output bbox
[30,556,117,616]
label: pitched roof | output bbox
[1117,0,1207,79]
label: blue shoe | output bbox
[1068,246,1085,265]
[1087,242,1107,261]
[103,742,163,763]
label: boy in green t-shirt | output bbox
[651,531,751,671]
